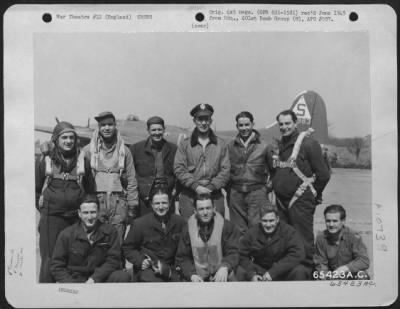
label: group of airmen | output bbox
[35,103,370,283]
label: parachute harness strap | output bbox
[273,128,317,210]
[38,156,53,209]
[287,128,316,209]
[39,153,85,209]
[89,129,125,177]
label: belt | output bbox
[97,191,125,195]
[181,187,222,197]
[231,183,264,193]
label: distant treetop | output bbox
[127,114,139,121]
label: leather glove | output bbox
[153,260,172,280]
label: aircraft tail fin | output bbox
[290,90,329,144]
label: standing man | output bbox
[51,194,130,283]
[313,204,370,280]
[228,111,274,235]
[83,111,139,244]
[272,109,330,267]
[130,116,177,217]
[176,195,240,282]
[174,103,230,219]
[35,121,94,283]
[238,205,309,281]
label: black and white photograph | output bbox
[4,4,397,308]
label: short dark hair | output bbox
[194,193,214,209]
[324,204,346,220]
[276,109,297,123]
[235,111,254,123]
[149,186,171,203]
[146,116,165,129]
[80,194,99,209]
[260,204,279,218]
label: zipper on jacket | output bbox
[203,147,206,179]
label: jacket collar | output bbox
[76,221,110,243]
[234,129,261,146]
[279,129,299,148]
[190,128,218,147]
[144,137,171,155]
[258,221,282,246]
[323,226,349,244]
[150,212,172,233]
[196,216,215,242]
[98,130,118,151]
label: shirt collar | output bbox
[259,221,281,239]
[234,129,261,146]
[324,226,348,244]
[99,131,118,150]
[190,128,218,147]
[144,137,166,152]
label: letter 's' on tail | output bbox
[262,90,329,145]
[290,90,329,144]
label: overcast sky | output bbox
[34,31,370,137]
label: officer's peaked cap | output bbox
[190,103,214,117]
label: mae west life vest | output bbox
[38,151,85,209]
[273,128,317,209]
[188,212,224,280]
[89,129,126,193]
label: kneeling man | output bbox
[176,194,240,282]
[238,205,310,281]
[122,187,185,282]
[313,204,370,280]
[51,194,130,283]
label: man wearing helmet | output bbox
[35,121,94,282]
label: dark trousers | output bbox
[138,268,181,282]
[58,270,131,283]
[97,192,127,245]
[105,270,131,282]
[277,191,316,266]
[229,187,272,235]
[139,198,153,217]
[38,214,77,283]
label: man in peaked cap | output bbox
[82,111,139,246]
[130,116,178,217]
[174,103,230,220]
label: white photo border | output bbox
[3,4,397,307]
